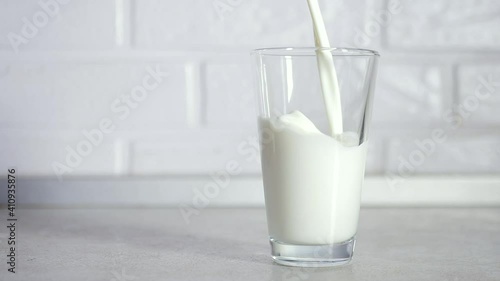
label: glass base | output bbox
[270,237,356,267]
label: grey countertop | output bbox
[1,208,499,281]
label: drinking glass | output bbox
[251,47,379,267]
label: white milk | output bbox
[260,111,367,245]
[307,0,343,136]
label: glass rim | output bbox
[251,47,380,57]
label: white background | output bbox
[0,0,499,206]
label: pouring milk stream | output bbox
[306,0,343,136]
[260,0,367,245]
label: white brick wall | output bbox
[386,0,500,49]
[0,63,187,130]
[0,0,118,51]
[0,0,499,180]
[458,65,500,126]
[372,63,445,128]
[132,0,367,49]
[204,61,256,129]
[386,134,500,174]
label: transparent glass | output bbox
[252,47,379,267]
